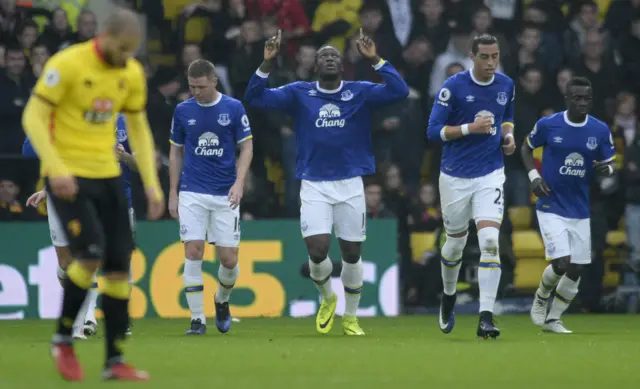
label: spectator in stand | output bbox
[505,22,560,78]
[247,0,310,57]
[470,5,510,65]
[229,19,265,99]
[147,67,180,157]
[509,64,546,206]
[365,180,396,219]
[68,9,97,46]
[30,39,49,78]
[428,23,471,98]
[358,3,401,64]
[312,0,361,53]
[618,14,640,96]
[400,36,433,106]
[39,7,74,54]
[16,19,37,54]
[0,42,35,154]
[624,124,640,268]
[408,182,442,232]
[411,0,449,55]
[378,0,413,51]
[0,178,34,221]
[605,0,640,40]
[542,67,573,115]
[570,29,618,123]
[564,1,608,63]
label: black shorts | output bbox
[45,176,134,273]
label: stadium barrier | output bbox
[0,220,399,319]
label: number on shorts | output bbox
[494,188,503,205]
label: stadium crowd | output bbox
[1,0,639,310]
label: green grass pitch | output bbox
[1,315,639,388]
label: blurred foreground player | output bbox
[245,29,409,335]
[22,9,164,381]
[168,60,253,335]
[522,77,615,333]
[25,113,137,339]
[427,34,516,339]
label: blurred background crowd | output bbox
[1,0,639,313]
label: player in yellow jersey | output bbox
[21,9,164,382]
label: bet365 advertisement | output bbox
[0,220,399,320]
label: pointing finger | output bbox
[360,28,363,39]
[277,29,281,42]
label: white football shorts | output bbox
[536,211,591,264]
[47,193,68,247]
[300,176,366,242]
[178,191,240,247]
[439,168,505,234]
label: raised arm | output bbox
[243,29,295,112]
[356,29,409,106]
[426,81,493,143]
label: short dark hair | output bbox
[187,59,216,79]
[471,34,499,54]
[566,77,592,92]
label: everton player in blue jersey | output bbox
[244,29,409,336]
[169,59,253,336]
[522,77,615,334]
[24,113,137,339]
[427,35,516,339]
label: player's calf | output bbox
[531,259,566,326]
[338,240,364,334]
[477,225,501,315]
[546,263,583,325]
[183,241,206,334]
[214,246,239,333]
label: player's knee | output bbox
[552,256,570,275]
[338,240,361,264]
[566,263,583,281]
[185,241,205,260]
[443,233,468,260]
[305,235,331,263]
[217,246,239,268]
[477,227,500,256]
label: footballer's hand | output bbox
[116,144,128,161]
[168,191,179,220]
[531,178,551,197]
[26,190,46,207]
[264,29,281,60]
[228,182,244,210]
[502,134,516,155]
[469,117,493,134]
[356,28,378,59]
[50,176,78,201]
[595,161,614,176]
[146,187,165,221]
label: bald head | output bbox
[99,8,142,67]
[104,8,141,38]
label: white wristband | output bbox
[528,169,541,182]
[607,165,613,175]
[461,124,470,136]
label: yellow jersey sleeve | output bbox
[33,51,74,106]
[122,60,147,113]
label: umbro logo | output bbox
[553,137,563,143]
[466,95,474,102]
[188,119,196,126]
[308,90,317,96]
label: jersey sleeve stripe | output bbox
[502,122,514,127]
[598,156,616,163]
[121,108,144,114]
[373,58,386,70]
[440,126,448,142]
[169,139,183,147]
[237,135,253,144]
[33,93,57,107]
[526,137,535,149]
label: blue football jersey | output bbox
[22,137,37,158]
[170,95,252,196]
[244,60,409,181]
[116,114,133,209]
[527,111,615,219]
[427,70,515,179]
